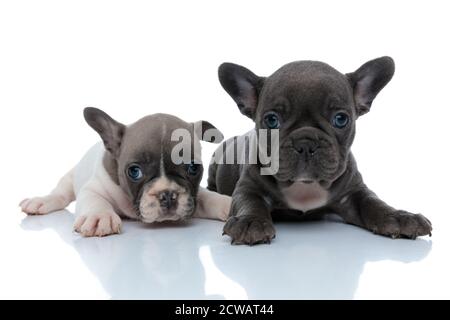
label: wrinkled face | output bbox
[117,116,203,223]
[84,108,223,224]
[218,57,394,189]
[256,63,356,187]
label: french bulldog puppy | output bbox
[208,57,432,245]
[20,107,231,237]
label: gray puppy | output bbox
[21,107,231,237]
[208,57,432,245]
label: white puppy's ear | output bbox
[192,120,224,144]
[84,107,126,157]
[346,56,395,117]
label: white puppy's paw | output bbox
[214,194,232,221]
[73,212,122,237]
[19,195,69,215]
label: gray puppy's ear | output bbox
[192,120,224,144]
[83,107,126,157]
[218,62,265,120]
[346,56,395,116]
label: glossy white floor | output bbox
[2,0,450,300]
[1,205,448,299]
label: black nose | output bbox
[159,190,178,209]
[292,139,319,156]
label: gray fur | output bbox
[209,57,432,245]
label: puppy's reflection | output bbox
[21,210,432,299]
[212,212,432,299]
[21,211,215,299]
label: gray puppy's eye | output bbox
[263,111,281,129]
[127,164,143,181]
[332,112,349,129]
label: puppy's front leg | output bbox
[194,187,231,221]
[334,186,432,239]
[74,185,122,237]
[223,182,275,245]
[20,168,75,215]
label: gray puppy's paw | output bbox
[369,210,432,239]
[223,215,276,245]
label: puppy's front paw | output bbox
[74,212,122,237]
[223,215,275,245]
[370,210,432,239]
[20,195,69,215]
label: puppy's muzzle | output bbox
[158,190,178,210]
[289,127,333,159]
[292,138,320,158]
[138,176,195,223]
[277,126,340,183]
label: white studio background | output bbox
[0,0,449,299]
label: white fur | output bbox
[282,181,329,212]
[138,175,192,223]
[340,195,348,204]
[194,187,231,222]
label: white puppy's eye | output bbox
[187,161,201,176]
[127,164,143,181]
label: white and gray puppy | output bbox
[20,107,231,237]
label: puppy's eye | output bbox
[127,165,143,181]
[332,112,349,129]
[187,162,200,176]
[263,112,281,129]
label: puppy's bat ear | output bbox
[218,62,265,120]
[346,56,395,116]
[192,120,224,144]
[84,107,126,157]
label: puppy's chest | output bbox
[281,182,329,212]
